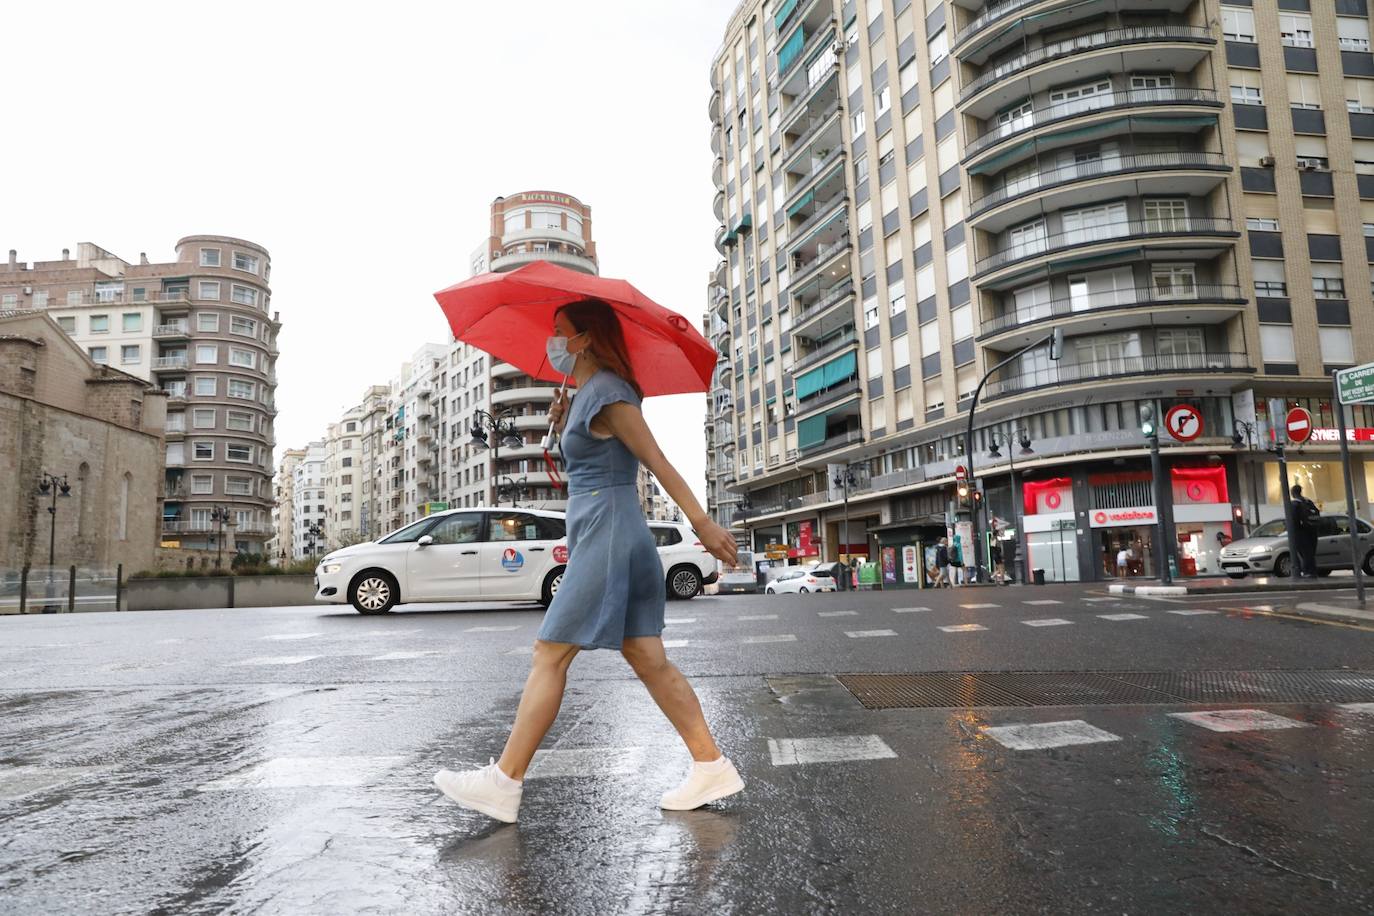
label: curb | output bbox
[1109,581,1361,597]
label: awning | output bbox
[779,28,806,73]
[797,414,827,449]
[774,0,798,30]
[795,350,858,399]
[786,190,815,218]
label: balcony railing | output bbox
[786,193,848,248]
[986,352,1254,399]
[959,26,1215,103]
[783,100,841,161]
[800,428,864,454]
[780,63,840,135]
[980,283,1245,337]
[975,217,1236,276]
[954,0,1054,50]
[792,328,858,372]
[970,151,1229,216]
[796,376,861,414]
[790,237,851,287]
[964,87,1223,160]
[152,323,191,338]
[792,279,857,328]
[783,150,845,212]
[781,23,834,79]
[63,290,195,306]
[152,355,189,370]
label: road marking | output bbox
[892,607,930,613]
[1082,597,1119,602]
[232,655,320,666]
[506,646,534,656]
[1337,702,1374,715]
[0,765,100,801]
[665,618,697,625]
[1168,709,1309,733]
[1021,618,1073,627]
[845,629,897,638]
[527,746,647,779]
[767,735,897,766]
[1167,609,1219,616]
[961,603,1000,609]
[743,634,798,644]
[1097,613,1148,621]
[370,651,442,661]
[198,756,405,791]
[259,633,323,641]
[464,625,521,633]
[1023,600,1062,606]
[818,611,859,617]
[738,614,779,621]
[983,720,1121,751]
[663,639,690,648]
[1331,676,1374,688]
[939,624,988,633]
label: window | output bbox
[57,316,75,333]
[193,408,216,428]
[927,29,948,66]
[191,475,214,495]
[226,443,253,463]
[122,313,142,332]
[1349,78,1374,113]
[1142,198,1189,232]
[229,347,256,369]
[1279,12,1314,48]
[1340,17,1372,52]
[121,344,140,365]
[1231,84,1263,106]
[194,377,217,396]
[197,313,220,332]
[1151,264,1197,298]
[230,315,257,336]
[32,291,47,307]
[1007,218,1049,256]
[1259,325,1296,362]
[66,290,82,305]
[1312,264,1346,298]
[231,285,257,306]
[488,511,563,541]
[1,293,16,307]
[1320,327,1356,364]
[226,477,252,496]
[1253,261,1288,297]
[200,248,221,267]
[226,410,254,431]
[996,99,1033,131]
[199,281,221,300]
[1049,79,1112,115]
[875,86,891,117]
[89,346,108,364]
[1288,74,1322,110]
[195,345,218,364]
[193,441,215,461]
[228,378,255,399]
[852,110,866,137]
[1246,217,1279,232]
[232,252,259,273]
[1129,74,1175,91]
[1222,6,1256,42]
[427,513,483,544]
[1156,328,1205,364]
[89,314,109,333]
[889,279,906,316]
[1297,155,1329,169]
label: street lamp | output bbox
[210,506,237,569]
[471,408,525,506]
[305,521,325,559]
[497,475,529,508]
[831,464,857,561]
[36,472,72,569]
[987,427,1033,584]
[1231,420,1263,533]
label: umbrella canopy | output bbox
[434,261,717,397]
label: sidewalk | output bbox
[1108,573,1365,597]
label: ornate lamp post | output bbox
[1231,420,1263,534]
[497,475,529,508]
[305,521,325,559]
[987,428,1033,584]
[36,473,72,569]
[470,409,524,506]
[210,506,236,569]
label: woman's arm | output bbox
[598,402,738,565]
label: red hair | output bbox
[558,299,643,398]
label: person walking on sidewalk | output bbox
[934,537,950,588]
[1291,484,1321,578]
[434,299,743,824]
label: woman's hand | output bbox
[549,389,569,433]
[692,518,738,567]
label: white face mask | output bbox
[546,332,584,375]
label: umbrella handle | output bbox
[539,374,571,451]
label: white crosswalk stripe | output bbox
[892,607,930,613]
[767,735,897,766]
[983,720,1121,751]
[232,655,319,666]
[743,634,798,644]
[198,756,405,791]
[1168,709,1309,732]
[939,624,988,633]
[1167,609,1219,616]
[1023,600,1062,606]
[665,618,697,625]
[961,603,1000,609]
[845,629,897,638]
[1021,618,1073,627]
[738,614,778,621]
[1097,613,1148,621]
[663,639,690,649]
[465,625,521,633]
[1338,702,1374,714]
[259,633,323,641]
[818,611,859,618]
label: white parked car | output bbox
[315,509,717,615]
[764,564,836,595]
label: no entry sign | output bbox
[1164,404,1203,442]
[1285,406,1313,444]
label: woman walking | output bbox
[434,299,743,824]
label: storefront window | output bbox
[1265,461,1348,513]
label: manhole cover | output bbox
[833,671,1374,709]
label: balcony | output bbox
[792,327,858,374]
[795,376,861,418]
[152,355,189,371]
[709,88,722,123]
[974,217,1238,281]
[784,155,846,222]
[714,190,726,221]
[491,384,558,407]
[790,236,852,288]
[491,248,597,275]
[712,156,724,190]
[968,151,1231,232]
[799,427,865,456]
[781,64,840,137]
[986,352,1255,400]
[953,0,1069,53]
[152,323,191,340]
[791,278,856,334]
[783,100,842,164]
[979,283,1246,343]
[963,87,1224,164]
[715,225,730,255]
[779,21,834,83]
[959,26,1215,112]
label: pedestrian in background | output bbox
[434,299,743,824]
[934,537,950,588]
[1291,484,1321,578]
[951,534,965,586]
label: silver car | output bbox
[1219,516,1374,578]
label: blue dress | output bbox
[537,369,666,649]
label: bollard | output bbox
[19,566,28,615]
[68,565,76,613]
[227,576,236,609]
[116,563,123,612]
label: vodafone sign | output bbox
[1090,506,1158,528]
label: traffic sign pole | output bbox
[1333,372,1367,607]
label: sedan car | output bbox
[1219,516,1374,578]
[764,565,837,594]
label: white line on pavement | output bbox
[1023,600,1062,606]
[767,735,897,766]
[506,646,534,656]
[845,629,897,638]
[259,633,323,641]
[1097,613,1149,621]
[464,625,521,633]
[232,655,320,666]
[818,611,859,617]
[1167,609,1219,616]
[0,766,101,801]
[939,624,988,633]
[983,720,1121,751]
[961,603,1001,609]
[1082,597,1119,602]
[891,607,931,613]
[663,639,690,648]
[738,614,779,621]
[370,651,443,661]
[1021,618,1073,627]
[1337,702,1374,714]
[743,634,798,644]
[1168,709,1309,733]
[665,618,697,625]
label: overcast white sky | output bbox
[7,0,741,507]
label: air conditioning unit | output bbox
[831,40,847,54]
[22,286,31,295]
[1300,161,1318,171]
[1259,155,1276,167]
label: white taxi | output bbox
[314,508,569,615]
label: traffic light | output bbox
[957,480,971,506]
[1140,404,1157,439]
[973,488,983,508]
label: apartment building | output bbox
[268,447,307,563]
[0,237,280,557]
[707,0,1374,584]
[292,442,329,561]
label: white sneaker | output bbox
[434,759,522,823]
[659,758,745,811]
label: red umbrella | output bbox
[433,260,717,397]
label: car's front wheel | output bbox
[765,586,776,594]
[667,565,703,600]
[1364,551,1374,576]
[1273,554,1292,578]
[799,586,809,594]
[539,567,565,608]
[350,570,398,615]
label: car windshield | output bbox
[378,517,436,544]
[1250,520,1288,538]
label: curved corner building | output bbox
[706,0,1374,583]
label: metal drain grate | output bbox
[834,670,1374,709]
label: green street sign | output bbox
[1337,362,1374,405]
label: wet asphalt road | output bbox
[2,583,1373,915]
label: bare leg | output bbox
[496,640,580,780]
[622,636,721,761]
